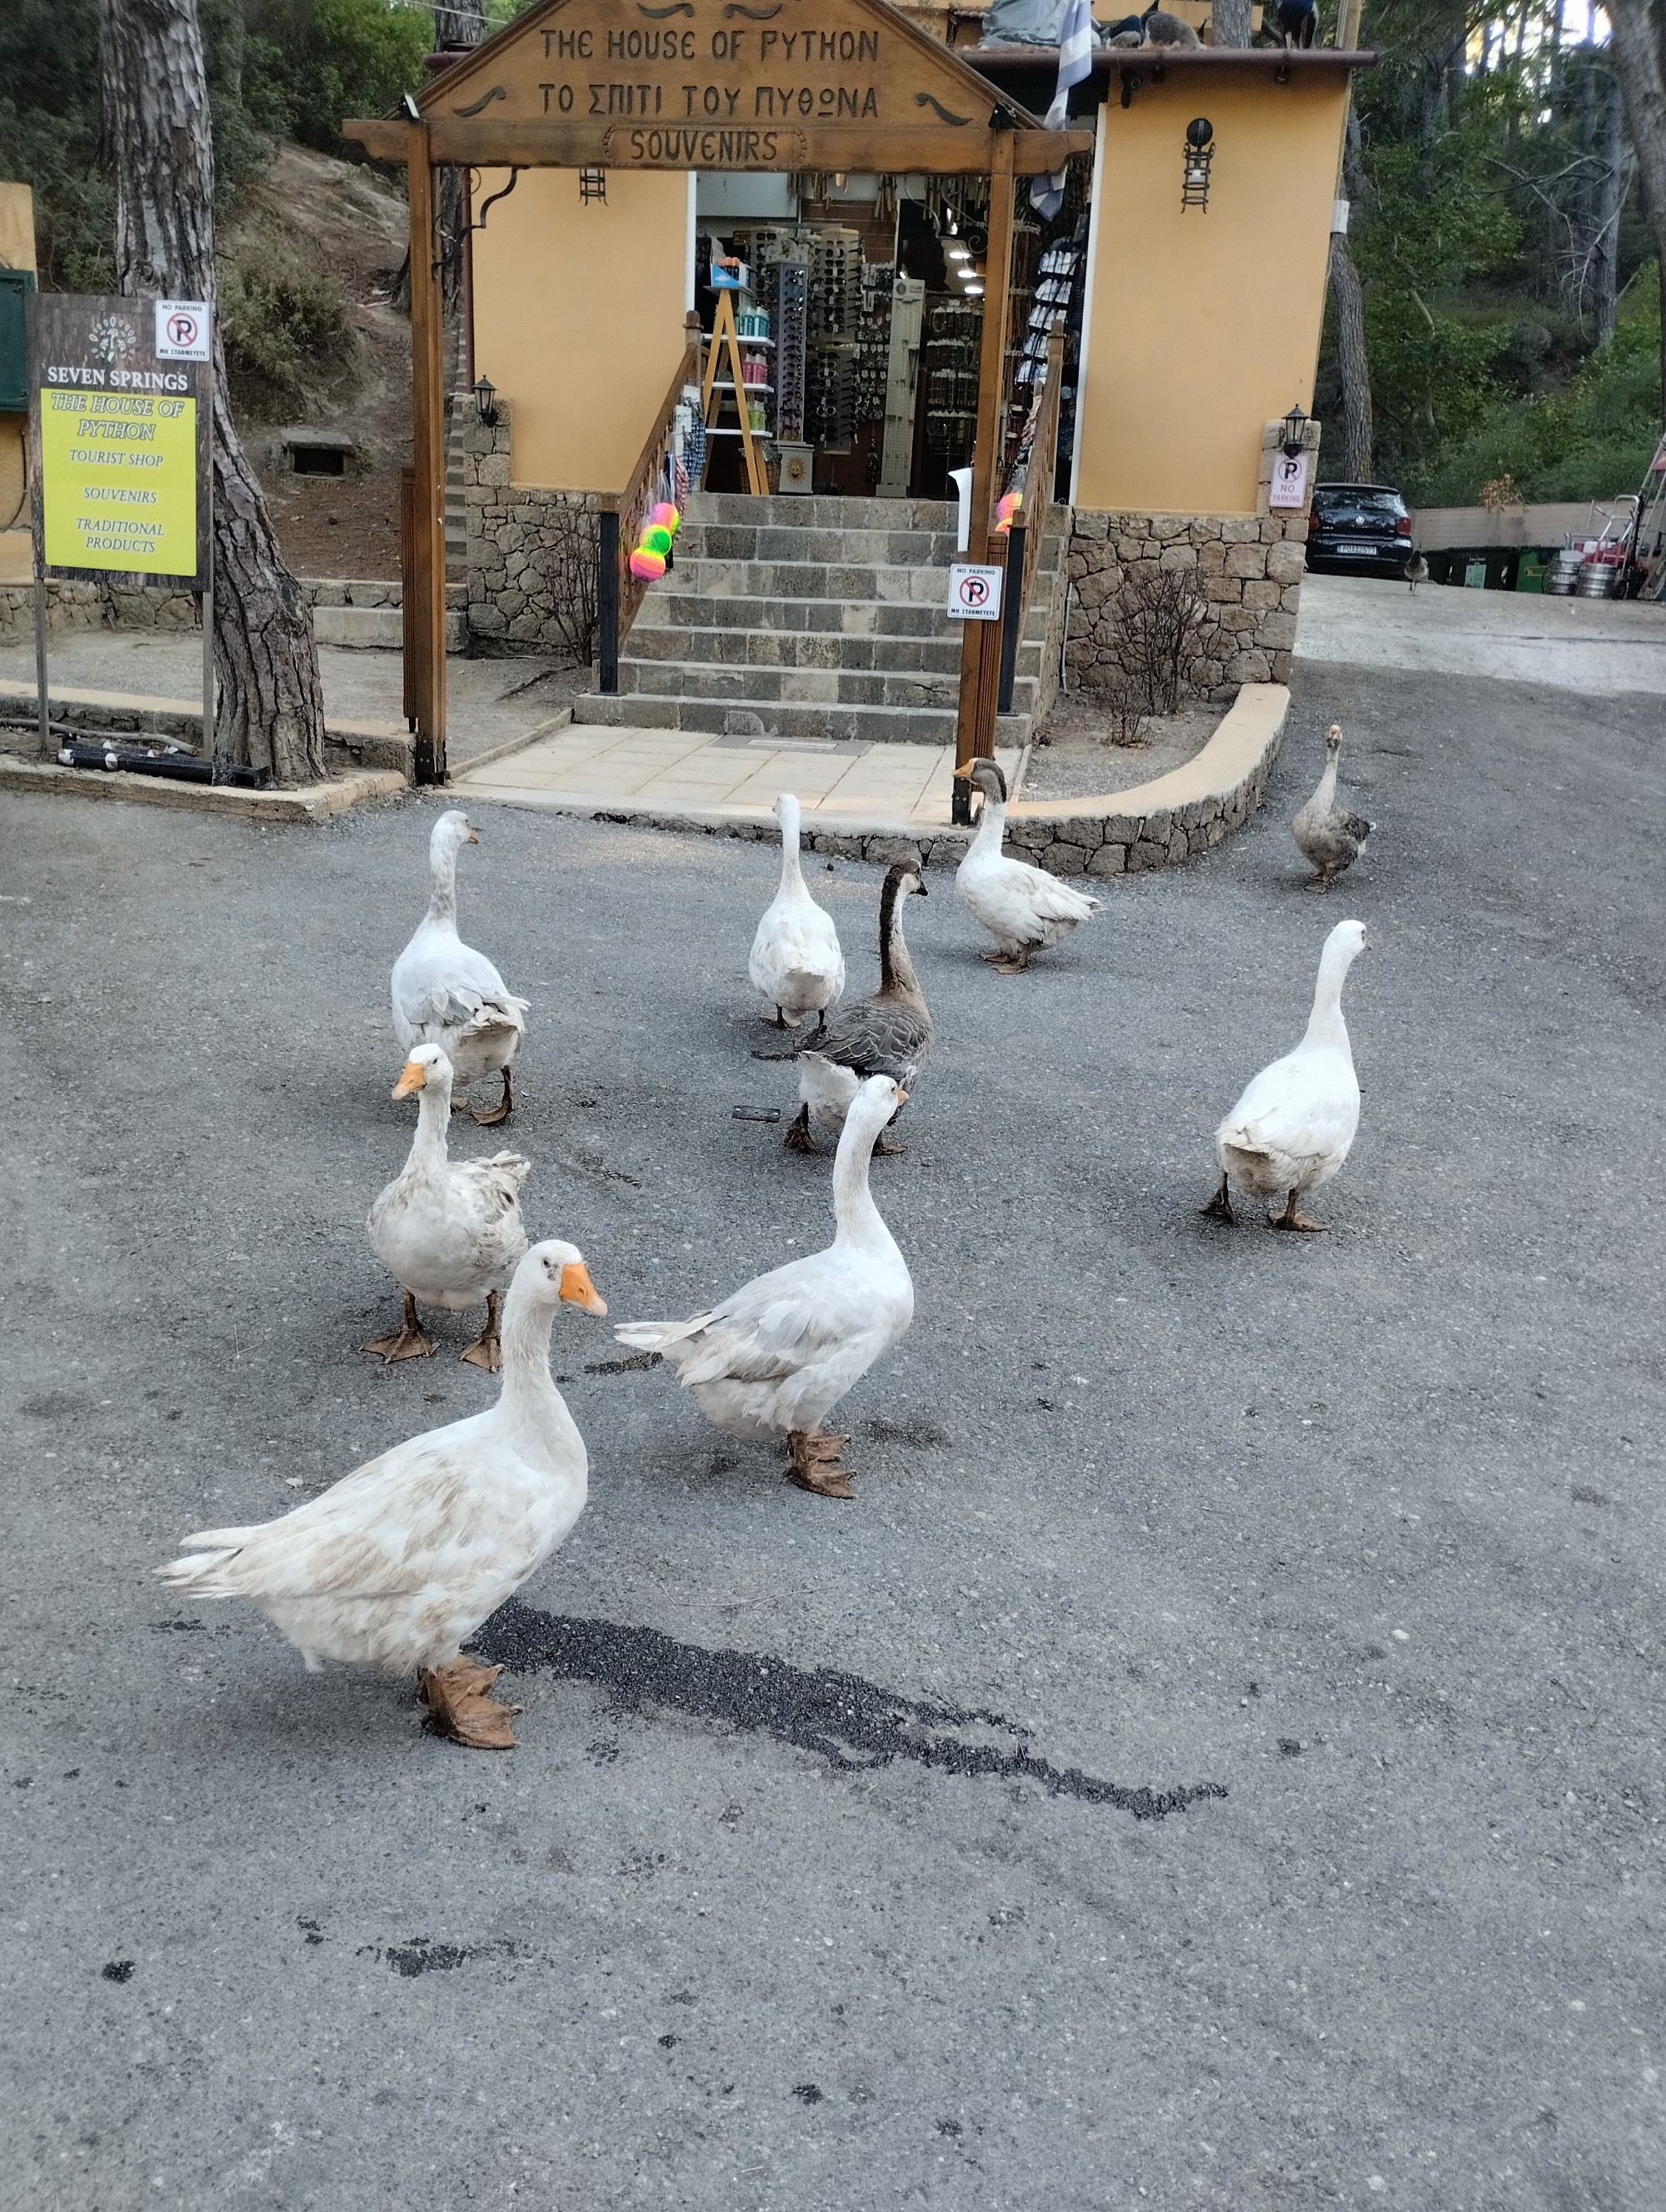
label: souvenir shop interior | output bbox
[690,169,1088,504]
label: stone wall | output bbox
[1063,416,1319,701]
[0,578,197,643]
[461,403,600,652]
[1064,508,1306,698]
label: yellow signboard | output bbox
[41,388,198,575]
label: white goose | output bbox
[614,1075,913,1497]
[956,759,1100,972]
[748,792,845,1028]
[364,1043,530,1370]
[1204,919,1369,1232]
[392,810,528,1125]
[158,1240,608,1749]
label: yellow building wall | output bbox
[471,167,687,493]
[0,181,36,585]
[1075,70,1346,516]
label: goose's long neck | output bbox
[879,880,920,995]
[968,790,1006,857]
[496,1287,566,1426]
[776,801,807,896]
[1313,750,1339,814]
[831,1108,889,1247]
[1302,944,1356,1054]
[408,1075,453,1171]
[426,838,459,929]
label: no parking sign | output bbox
[946,562,1003,620]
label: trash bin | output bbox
[1516,549,1550,593]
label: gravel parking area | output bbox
[2,650,1662,2210]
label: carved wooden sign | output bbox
[347,0,1095,172]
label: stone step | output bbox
[678,523,964,566]
[636,591,951,639]
[661,558,955,604]
[571,692,964,745]
[628,606,1053,672]
[611,655,1041,717]
[689,491,955,531]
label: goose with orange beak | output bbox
[364,1043,530,1369]
[159,1243,608,1749]
[614,1076,913,1498]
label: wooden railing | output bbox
[996,331,1066,715]
[597,311,702,694]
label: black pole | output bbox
[996,523,1025,715]
[598,508,620,695]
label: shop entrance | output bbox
[346,0,1091,785]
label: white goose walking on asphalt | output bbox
[364,1043,530,1370]
[158,1241,609,1749]
[1204,918,1369,1232]
[613,1075,914,1497]
[392,810,528,1125]
[748,791,845,1028]
[956,759,1100,972]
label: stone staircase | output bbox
[571,493,1065,748]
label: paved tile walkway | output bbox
[451,725,1025,826]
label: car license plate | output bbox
[1338,541,1379,555]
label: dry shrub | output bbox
[1100,669,1148,747]
[1105,564,1206,721]
[543,507,600,669]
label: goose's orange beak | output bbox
[895,1088,910,1107]
[560,1261,607,1316]
[392,1059,426,1098]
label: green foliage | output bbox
[244,0,431,154]
[220,235,359,416]
[0,0,112,290]
[0,0,425,293]
[1322,0,1663,502]
[1408,272,1662,505]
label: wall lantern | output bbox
[580,166,606,205]
[1181,117,1215,211]
[474,375,499,427]
[1280,401,1309,457]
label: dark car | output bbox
[1305,482,1416,575]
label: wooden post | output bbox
[598,506,621,692]
[952,123,1017,825]
[407,126,448,785]
[400,465,418,729]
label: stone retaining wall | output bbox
[461,404,600,650]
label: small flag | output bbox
[1030,0,1094,221]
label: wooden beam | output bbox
[344,117,1093,174]
[952,124,1017,823]
[407,126,448,785]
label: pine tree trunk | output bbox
[1211,0,1252,47]
[99,0,327,785]
[1594,71,1624,346]
[1328,232,1374,481]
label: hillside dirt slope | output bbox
[223,143,416,580]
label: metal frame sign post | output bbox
[30,293,211,761]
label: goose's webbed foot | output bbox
[418,1652,521,1749]
[1270,1189,1329,1233]
[459,1289,503,1371]
[1200,1173,1235,1225]
[363,1289,436,1363]
[991,946,1033,974]
[782,1105,819,1153]
[472,1066,514,1127]
[786,1429,855,1499]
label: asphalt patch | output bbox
[479,1601,1226,1821]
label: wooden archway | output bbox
[347,0,1092,786]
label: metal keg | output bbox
[1546,551,1581,596]
[1576,560,1615,598]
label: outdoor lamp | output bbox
[1181,117,1215,211]
[1280,402,1309,457]
[474,375,499,427]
